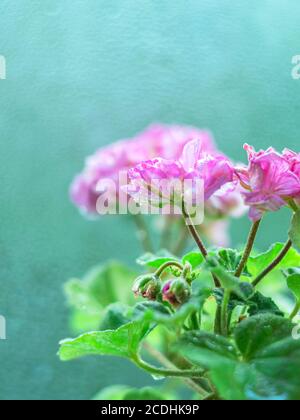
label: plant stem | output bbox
[155,261,184,277]
[214,305,222,335]
[183,212,208,259]
[182,206,220,287]
[289,301,300,321]
[133,354,205,379]
[252,239,293,287]
[143,343,209,397]
[235,219,262,278]
[133,214,154,253]
[221,290,231,336]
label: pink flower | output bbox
[236,144,300,221]
[283,149,300,206]
[70,124,216,215]
[126,139,234,210]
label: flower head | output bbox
[236,144,300,221]
[126,138,234,214]
[70,124,216,215]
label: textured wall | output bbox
[0,0,300,399]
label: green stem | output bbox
[143,343,209,397]
[252,240,292,287]
[289,301,300,321]
[133,354,205,379]
[182,206,221,287]
[182,210,208,259]
[155,261,184,278]
[214,305,222,335]
[235,219,262,278]
[189,311,199,330]
[221,290,231,336]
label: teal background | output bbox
[0,0,299,400]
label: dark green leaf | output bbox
[217,248,251,277]
[247,292,284,317]
[100,303,131,330]
[234,314,293,361]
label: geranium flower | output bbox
[236,144,300,221]
[125,139,234,214]
[283,149,300,206]
[70,124,215,215]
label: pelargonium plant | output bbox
[59,124,300,401]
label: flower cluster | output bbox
[70,124,215,214]
[70,123,300,236]
[236,145,300,221]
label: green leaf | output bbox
[177,314,300,400]
[247,292,284,317]
[93,385,176,401]
[178,331,238,368]
[136,250,179,268]
[64,261,137,333]
[286,274,300,301]
[214,282,254,310]
[289,210,300,251]
[100,303,131,330]
[182,251,205,269]
[59,320,150,361]
[217,248,250,277]
[234,314,293,361]
[248,243,300,278]
[207,259,249,299]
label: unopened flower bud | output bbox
[132,274,160,301]
[162,278,191,307]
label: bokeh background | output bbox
[0,0,300,400]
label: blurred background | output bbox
[0,0,300,400]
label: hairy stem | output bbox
[182,210,208,259]
[252,240,293,287]
[133,354,205,379]
[155,261,184,278]
[182,206,220,287]
[221,290,231,336]
[143,343,210,397]
[133,214,154,253]
[235,219,262,278]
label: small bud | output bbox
[132,274,160,301]
[162,278,191,307]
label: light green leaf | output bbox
[248,243,300,278]
[289,210,300,251]
[59,320,150,361]
[136,250,179,268]
[286,274,300,301]
[64,261,137,333]
[182,251,205,269]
